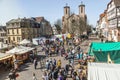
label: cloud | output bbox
[0,0,26,25]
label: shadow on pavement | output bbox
[0,69,9,80]
[19,63,31,72]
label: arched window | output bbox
[81,7,83,13]
[66,9,67,14]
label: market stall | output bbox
[0,53,12,62]
[7,46,35,71]
[88,42,120,63]
[0,53,13,70]
[6,46,35,63]
[15,47,35,61]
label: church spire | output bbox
[79,1,85,17]
[64,3,70,18]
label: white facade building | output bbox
[100,17,108,38]
[107,0,120,42]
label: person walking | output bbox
[42,71,49,80]
[57,59,61,69]
[57,72,63,80]
[53,58,56,66]
[45,60,49,71]
[33,58,38,69]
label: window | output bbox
[16,22,19,27]
[8,37,10,43]
[13,37,15,41]
[66,9,67,14]
[17,37,20,42]
[12,29,14,34]
[17,29,19,34]
[81,7,83,13]
[12,23,14,26]
[7,30,10,34]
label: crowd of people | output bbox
[31,38,93,80]
[41,58,88,80]
[7,37,94,80]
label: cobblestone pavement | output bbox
[80,37,100,51]
[0,36,100,80]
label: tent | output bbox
[32,37,46,45]
[6,46,24,54]
[18,47,35,55]
[88,42,120,63]
[6,46,34,55]
[19,39,31,45]
[88,62,120,80]
[0,53,12,61]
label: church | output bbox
[62,2,87,35]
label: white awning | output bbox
[0,53,12,61]
[88,62,120,80]
[19,39,31,45]
[6,46,34,55]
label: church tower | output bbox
[64,4,70,18]
[79,2,85,18]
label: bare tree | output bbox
[54,19,62,34]
[70,17,87,35]
[69,19,77,34]
[54,19,62,27]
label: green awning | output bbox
[88,42,120,63]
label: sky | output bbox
[0,0,110,27]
